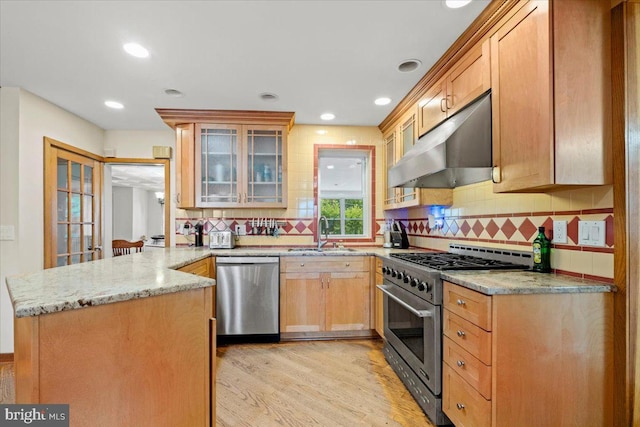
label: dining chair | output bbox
[112,239,144,257]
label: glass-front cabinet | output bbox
[195,124,287,208]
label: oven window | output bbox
[387,296,424,363]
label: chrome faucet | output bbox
[317,215,329,250]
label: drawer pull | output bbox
[456,330,466,338]
[456,299,466,306]
[456,360,465,367]
[456,403,465,410]
[345,263,350,267]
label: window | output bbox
[318,149,372,239]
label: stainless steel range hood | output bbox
[388,92,492,189]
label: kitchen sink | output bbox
[287,247,356,253]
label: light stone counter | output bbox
[6,247,215,318]
[441,270,616,295]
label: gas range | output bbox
[379,244,532,425]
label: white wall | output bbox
[146,191,164,237]
[131,187,148,241]
[112,187,134,240]
[0,88,105,353]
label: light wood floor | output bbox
[1,340,435,426]
[216,339,434,427]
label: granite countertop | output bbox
[6,245,614,318]
[6,247,216,318]
[441,270,616,295]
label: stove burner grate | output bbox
[390,252,529,271]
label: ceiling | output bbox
[109,164,165,192]
[0,1,490,131]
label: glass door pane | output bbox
[199,127,238,204]
[400,116,417,203]
[385,132,397,206]
[246,128,283,204]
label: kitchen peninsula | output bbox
[6,248,216,426]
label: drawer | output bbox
[443,363,491,427]
[282,256,368,273]
[443,336,491,399]
[443,310,492,365]
[177,257,212,277]
[444,281,492,330]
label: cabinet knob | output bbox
[456,299,466,306]
[456,403,465,410]
[345,263,350,267]
[300,263,304,267]
[456,330,466,338]
[456,360,465,367]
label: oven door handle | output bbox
[377,285,433,318]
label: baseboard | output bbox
[0,353,14,363]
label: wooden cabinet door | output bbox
[383,129,398,209]
[446,39,490,116]
[490,1,552,192]
[325,272,370,331]
[280,272,324,333]
[417,79,447,137]
[175,124,196,209]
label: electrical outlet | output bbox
[578,220,605,247]
[235,225,246,236]
[552,220,567,244]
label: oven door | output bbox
[378,282,441,395]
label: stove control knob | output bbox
[397,272,405,281]
[418,283,426,292]
[403,274,410,283]
[382,267,389,275]
[391,269,397,278]
[410,278,419,288]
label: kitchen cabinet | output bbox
[383,112,453,210]
[178,256,216,316]
[280,256,372,340]
[14,288,216,426]
[490,0,611,192]
[417,39,490,137]
[158,110,294,208]
[374,257,384,338]
[442,281,613,427]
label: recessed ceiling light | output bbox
[397,59,422,73]
[123,43,149,58]
[164,88,184,97]
[259,92,279,102]
[445,0,472,9]
[316,130,328,135]
[320,113,335,121]
[327,165,335,169]
[104,100,124,109]
[374,97,391,106]
[346,140,357,145]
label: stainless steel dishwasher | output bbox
[216,256,280,344]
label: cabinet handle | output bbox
[445,95,452,110]
[456,330,466,338]
[440,98,446,113]
[456,360,465,367]
[456,299,466,306]
[176,192,181,204]
[456,403,465,410]
[492,166,502,184]
[327,278,330,288]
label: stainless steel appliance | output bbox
[209,230,235,249]
[216,256,279,344]
[378,244,531,425]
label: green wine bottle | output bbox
[532,226,551,273]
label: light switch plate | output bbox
[578,220,605,247]
[552,220,567,244]
[0,225,15,241]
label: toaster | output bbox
[209,231,236,249]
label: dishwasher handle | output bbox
[216,256,279,264]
